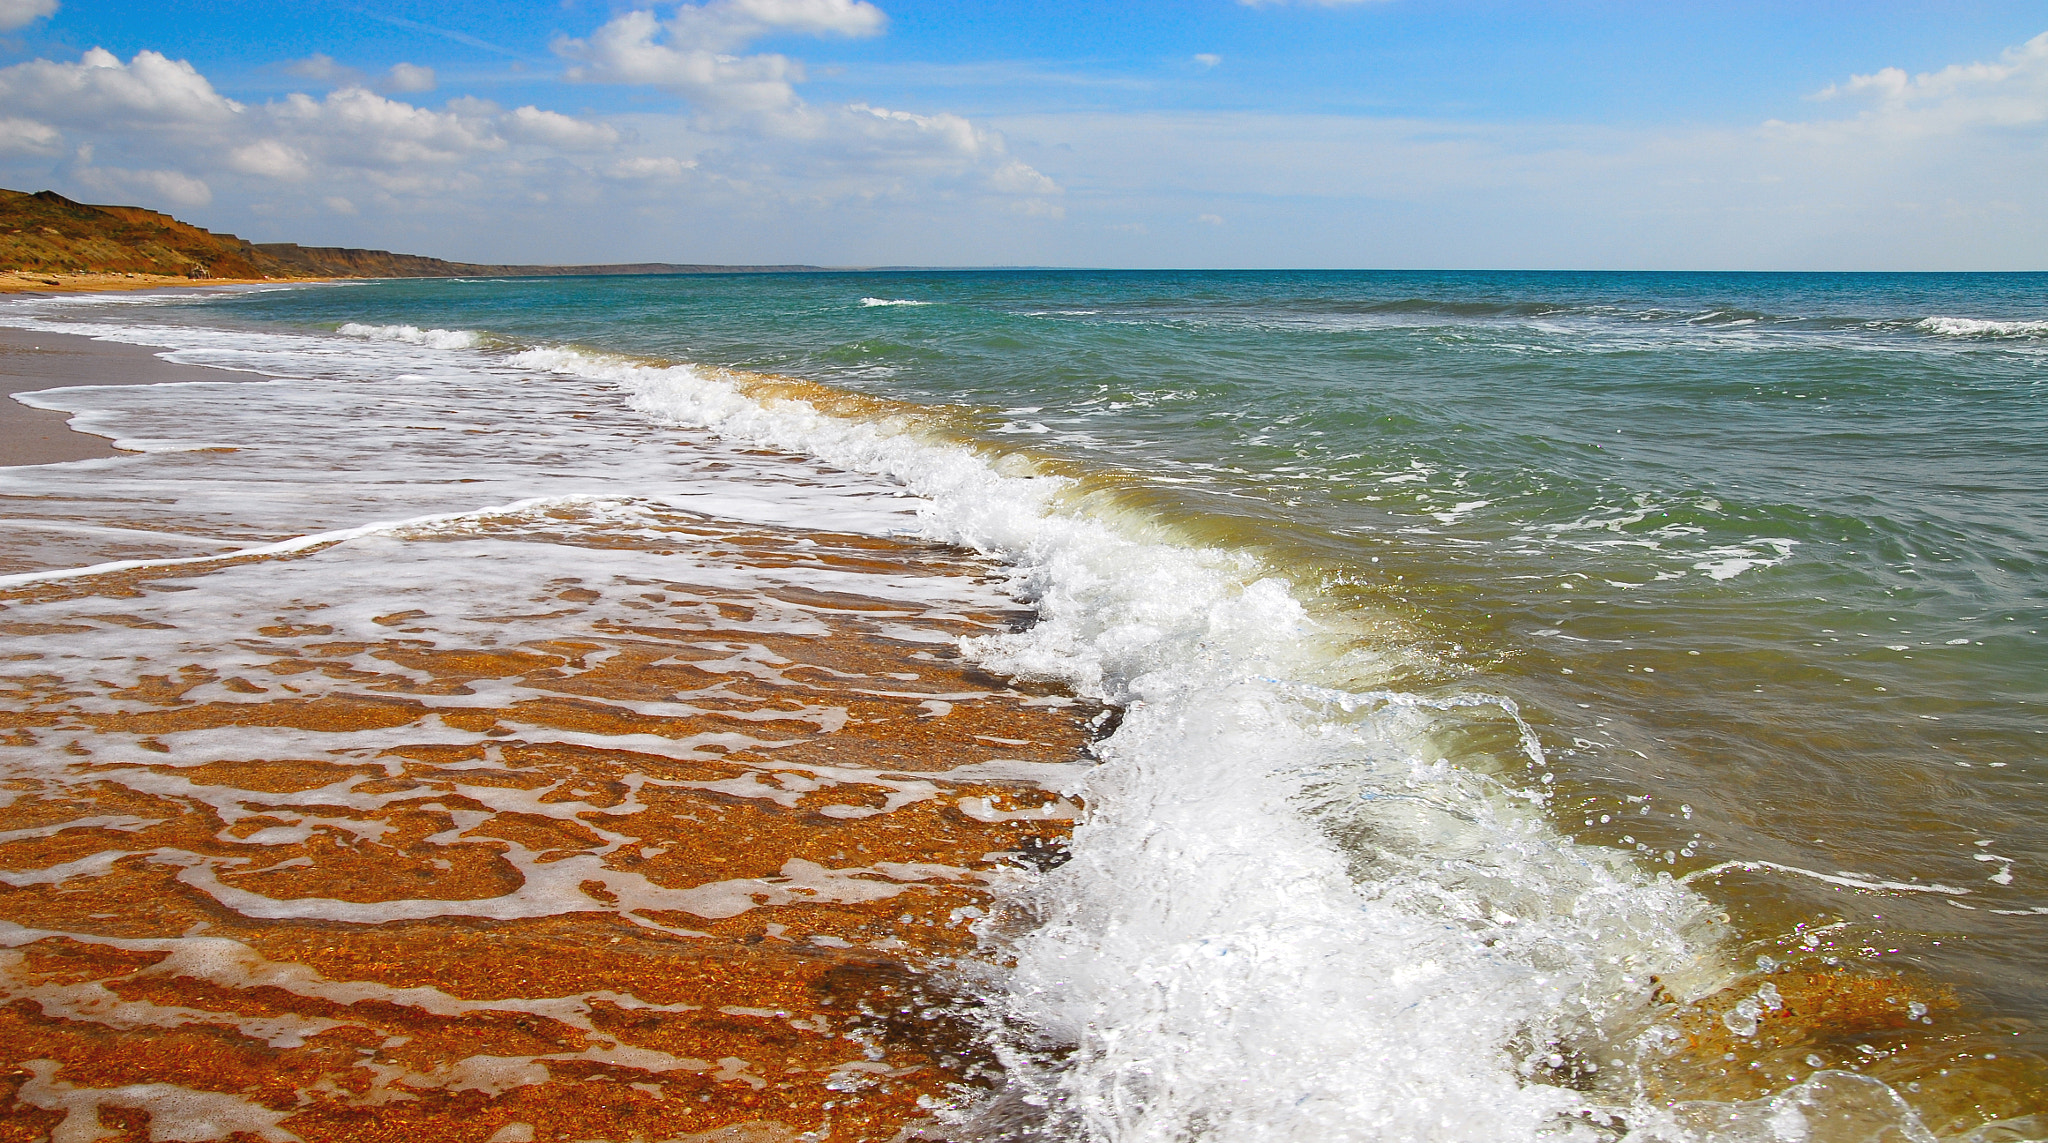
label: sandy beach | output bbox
[0,325,259,465]
[0,311,1094,1141]
[0,272,283,296]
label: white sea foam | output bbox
[859,297,933,307]
[338,321,484,349]
[505,347,1795,1141]
[1,303,1947,1142]
[1917,317,2048,339]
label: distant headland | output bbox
[0,188,821,291]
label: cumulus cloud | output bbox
[559,5,1061,203]
[227,139,310,180]
[608,155,696,179]
[0,49,241,128]
[559,0,886,121]
[560,10,807,117]
[504,105,621,150]
[988,157,1060,195]
[0,26,1065,262]
[384,63,437,93]
[0,116,61,155]
[283,54,361,86]
[0,46,628,215]
[70,146,212,207]
[0,0,56,31]
[1807,30,2048,133]
[270,87,504,166]
[674,0,884,48]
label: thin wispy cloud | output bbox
[344,6,547,64]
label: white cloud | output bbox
[608,155,696,178]
[506,105,621,150]
[1196,213,1224,225]
[1193,54,1221,69]
[283,54,360,86]
[384,63,437,93]
[846,102,983,155]
[323,196,357,215]
[988,157,1059,195]
[0,0,56,31]
[0,47,623,181]
[271,87,505,166]
[558,0,885,121]
[1819,31,2048,105]
[1806,30,2048,135]
[555,4,1061,208]
[0,48,241,128]
[664,0,885,53]
[560,10,809,117]
[70,147,212,208]
[0,46,628,220]
[227,139,310,180]
[0,116,61,155]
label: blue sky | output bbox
[2,1,2044,269]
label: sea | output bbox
[1,270,2043,1142]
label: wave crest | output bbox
[1916,316,2048,339]
[337,322,484,349]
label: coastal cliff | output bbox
[0,188,818,280]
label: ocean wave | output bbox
[1917,316,2048,339]
[0,296,1958,1140]
[859,297,933,307]
[506,344,1752,1141]
[337,322,484,349]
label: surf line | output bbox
[0,493,622,588]
[1680,859,1971,897]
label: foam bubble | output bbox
[338,322,484,349]
[859,297,933,307]
[509,344,1752,1140]
[3,311,1945,1140]
[1916,317,2048,339]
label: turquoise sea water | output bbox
[8,270,2046,1139]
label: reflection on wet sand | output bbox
[0,502,1096,1141]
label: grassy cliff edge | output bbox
[0,188,818,281]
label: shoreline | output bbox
[0,325,265,465]
[0,492,1096,1141]
[0,270,299,295]
[0,302,1099,1140]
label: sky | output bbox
[0,0,2044,270]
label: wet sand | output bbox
[0,326,259,466]
[0,273,283,296]
[0,330,1096,1141]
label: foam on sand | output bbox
[0,303,1978,1142]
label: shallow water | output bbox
[3,270,2045,1141]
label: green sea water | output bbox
[15,269,2047,1138]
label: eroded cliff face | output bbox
[0,190,278,279]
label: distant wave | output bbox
[859,297,933,307]
[1917,316,2048,339]
[337,322,483,349]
